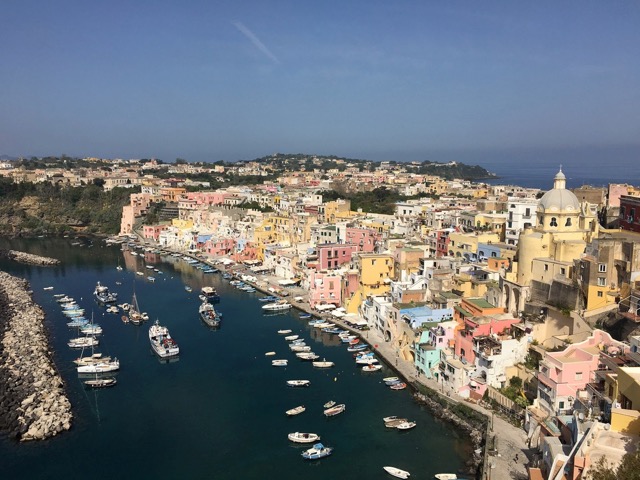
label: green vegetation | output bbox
[319,187,407,215]
[500,376,529,408]
[587,449,640,480]
[0,178,134,235]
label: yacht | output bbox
[149,320,180,358]
[262,300,292,311]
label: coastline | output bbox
[0,268,72,441]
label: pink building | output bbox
[308,271,342,309]
[183,191,227,206]
[204,237,236,256]
[345,227,379,252]
[536,330,628,416]
[454,314,520,366]
[317,244,358,270]
[143,225,168,242]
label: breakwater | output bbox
[0,272,72,441]
[0,250,60,266]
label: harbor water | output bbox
[0,238,471,479]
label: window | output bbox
[544,264,549,271]
[597,277,606,286]
[598,264,607,273]
[559,401,565,409]
[525,208,531,217]
[560,267,566,275]
[597,291,603,297]
[565,218,572,227]
[575,372,583,380]
[550,217,558,227]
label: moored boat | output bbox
[199,300,221,327]
[262,300,292,311]
[396,421,416,430]
[272,359,288,367]
[74,353,112,366]
[323,400,336,409]
[77,358,119,373]
[434,475,457,480]
[286,380,310,387]
[312,360,334,368]
[301,442,333,460]
[383,466,411,479]
[362,364,382,372]
[390,382,407,390]
[286,405,305,416]
[288,432,319,444]
[149,320,179,358]
[68,337,99,348]
[323,403,346,417]
[383,376,400,385]
[84,377,117,389]
[284,335,299,341]
[277,329,292,334]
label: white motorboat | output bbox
[277,329,292,334]
[324,400,336,409]
[312,360,334,368]
[434,475,457,480]
[265,351,276,356]
[301,442,333,460]
[296,352,319,361]
[84,377,116,388]
[288,432,319,444]
[94,281,117,304]
[362,364,382,372]
[290,345,311,352]
[383,466,410,479]
[385,418,409,428]
[384,376,400,385]
[149,320,179,358]
[272,359,288,367]
[323,403,346,417]
[68,337,99,348]
[396,421,416,430]
[77,358,120,373]
[284,335,299,341]
[80,324,103,335]
[286,405,306,416]
[262,301,292,311]
[356,357,379,365]
[286,380,310,387]
[74,353,112,366]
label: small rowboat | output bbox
[288,432,319,444]
[287,380,310,388]
[277,329,292,334]
[396,421,416,430]
[383,466,410,479]
[384,418,408,428]
[323,400,336,409]
[323,403,346,417]
[390,382,407,390]
[286,405,306,416]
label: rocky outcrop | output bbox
[0,272,72,441]
[0,250,60,266]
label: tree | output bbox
[588,448,640,480]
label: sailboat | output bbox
[128,291,149,325]
[84,376,117,388]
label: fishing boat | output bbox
[277,329,292,334]
[434,475,457,480]
[272,359,288,367]
[301,443,333,460]
[286,380,310,388]
[347,344,368,352]
[93,281,117,304]
[383,466,411,479]
[396,421,416,430]
[323,400,336,409]
[149,320,180,358]
[323,403,346,417]
[286,405,306,416]
[199,300,221,327]
[288,432,320,444]
[77,358,120,373]
[312,360,334,368]
[262,300,292,311]
[84,377,117,389]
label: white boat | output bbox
[323,400,336,409]
[383,416,403,424]
[383,376,400,385]
[296,352,319,361]
[94,281,117,304]
[272,359,288,367]
[323,403,346,417]
[43,286,54,291]
[385,418,408,428]
[68,337,99,348]
[288,432,319,444]
[84,377,116,388]
[286,405,306,416]
[312,360,334,368]
[290,345,311,352]
[74,353,112,366]
[77,358,119,373]
[383,466,410,479]
[277,329,292,334]
[362,364,382,372]
[301,442,333,460]
[286,380,310,387]
[284,335,299,341]
[396,421,416,430]
[80,324,103,335]
[149,320,180,358]
[356,357,379,365]
[199,300,221,327]
[265,351,276,356]
[434,475,457,480]
[128,292,146,325]
[262,300,292,311]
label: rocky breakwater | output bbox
[0,271,72,441]
[0,250,60,266]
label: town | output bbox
[2,154,640,479]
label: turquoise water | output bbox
[0,238,471,479]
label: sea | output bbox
[0,238,471,480]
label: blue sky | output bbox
[1,1,639,164]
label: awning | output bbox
[278,279,299,286]
[315,304,336,311]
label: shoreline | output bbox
[0,269,72,441]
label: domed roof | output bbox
[538,168,580,213]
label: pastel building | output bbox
[308,271,342,309]
[345,227,379,252]
[415,320,457,378]
[317,243,358,270]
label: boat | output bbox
[94,282,118,304]
[296,352,319,361]
[201,286,220,302]
[396,421,416,430]
[265,351,276,356]
[286,405,306,416]
[84,377,117,389]
[74,352,112,366]
[383,416,404,423]
[383,466,411,479]
[284,335,299,341]
[312,360,334,368]
[286,380,310,387]
[347,344,368,352]
[259,295,279,302]
[288,432,319,444]
[290,345,311,352]
[43,286,54,291]
[434,475,457,480]
[301,442,333,460]
[77,358,119,373]
[299,313,311,319]
[323,403,346,417]
[199,300,221,327]
[184,285,192,293]
[68,337,99,348]
[80,324,103,335]
[355,357,379,365]
[385,418,409,428]
[149,320,180,358]
[262,300,292,311]
[147,276,155,282]
[277,329,292,334]
[136,271,144,276]
[362,364,382,372]
[390,382,407,390]
[128,292,147,325]
[383,377,401,385]
[271,359,288,367]
[323,400,336,409]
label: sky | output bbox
[1,0,639,165]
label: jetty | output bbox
[0,272,72,441]
[0,250,60,266]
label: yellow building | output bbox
[344,253,395,314]
[448,231,500,259]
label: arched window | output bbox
[550,217,558,227]
[565,218,572,227]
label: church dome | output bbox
[538,168,580,212]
